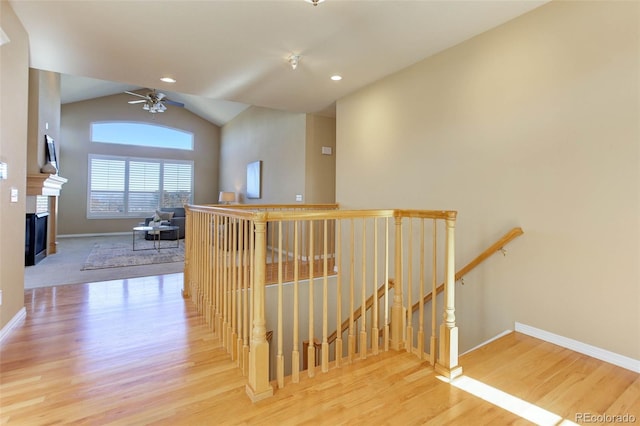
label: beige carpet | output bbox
[82,240,184,270]
[25,234,184,289]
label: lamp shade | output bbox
[218,191,236,204]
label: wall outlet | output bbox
[295,194,303,202]
[321,146,332,155]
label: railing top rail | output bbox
[185,204,258,219]
[394,209,457,220]
[186,204,456,222]
[263,209,397,221]
[199,203,340,210]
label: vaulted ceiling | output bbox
[9,0,547,126]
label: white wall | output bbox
[336,1,639,359]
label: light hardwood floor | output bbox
[1,274,638,425]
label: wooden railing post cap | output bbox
[446,211,457,220]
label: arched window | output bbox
[91,121,193,150]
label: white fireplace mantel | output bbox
[26,173,68,255]
[27,173,67,196]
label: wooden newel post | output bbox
[435,212,463,380]
[390,215,404,351]
[246,214,274,402]
[182,208,191,298]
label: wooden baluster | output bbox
[292,221,300,383]
[194,211,200,306]
[243,219,250,375]
[430,219,437,366]
[206,214,213,326]
[372,218,379,355]
[192,212,199,309]
[307,220,315,377]
[277,222,285,388]
[360,219,367,360]
[391,215,403,351]
[236,219,244,366]
[211,215,217,327]
[435,212,462,380]
[321,219,329,373]
[418,219,425,359]
[348,219,355,363]
[226,217,233,354]
[249,219,254,373]
[222,216,229,352]
[246,214,273,401]
[407,218,413,354]
[215,215,223,338]
[384,218,390,352]
[335,220,343,367]
[231,218,238,360]
[284,220,290,285]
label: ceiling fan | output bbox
[125,89,185,114]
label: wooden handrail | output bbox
[410,227,524,313]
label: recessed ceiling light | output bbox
[330,75,342,81]
[160,77,176,83]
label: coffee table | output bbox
[132,225,180,251]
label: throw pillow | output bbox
[155,210,175,221]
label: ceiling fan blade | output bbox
[128,100,146,104]
[125,91,149,99]
[165,100,185,108]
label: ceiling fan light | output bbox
[143,103,150,110]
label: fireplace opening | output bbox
[25,212,48,266]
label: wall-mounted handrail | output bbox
[410,227,524,314]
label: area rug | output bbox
[81,240,184,270]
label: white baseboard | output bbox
[461,329,513,356]
[515,322,640,373]
[0,307,26,345]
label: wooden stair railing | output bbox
[302,227,524,369]
[410,227,524,314]
[302,279,395,370]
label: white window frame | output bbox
[87,154,194,219]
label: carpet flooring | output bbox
[25,234,185,289]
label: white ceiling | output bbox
[10,0,548,126]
